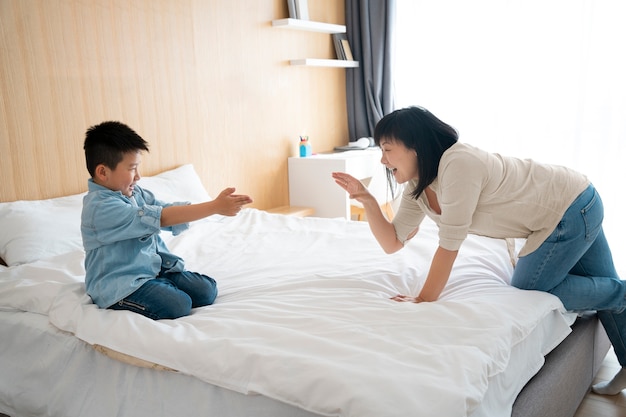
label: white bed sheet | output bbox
[0,209,575,417]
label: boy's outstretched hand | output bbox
[214,187,253,216]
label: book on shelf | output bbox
[287,0,297,18]
[294,0,309,20]
[332,33,345,60]
[332,33,354,61]
[341,38,354,61]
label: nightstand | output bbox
[288,148,390,220]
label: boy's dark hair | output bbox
[84,121,150,177]
[374,106,458,199]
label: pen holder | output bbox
[299,136,312,157]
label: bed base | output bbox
[512,312,610,417]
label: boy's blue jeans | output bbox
[109,270,218,320]
[512,184,626,366]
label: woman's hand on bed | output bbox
[390,294,425,303]
[214,187,253,216]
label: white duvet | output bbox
[0,209,575,417]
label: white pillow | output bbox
[138,164,211,204]
[0,164,210,267]
[0,192,85,266]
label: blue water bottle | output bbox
[299,136,312,157]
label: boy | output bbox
[81,121,252,320]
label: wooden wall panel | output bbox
[0,0,349,209]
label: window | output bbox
[394,0,626,273]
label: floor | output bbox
[574,348,626,417]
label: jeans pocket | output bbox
[580,189,603,242]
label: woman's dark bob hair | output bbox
[374,106,458,199]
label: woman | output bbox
[332,106,626,395]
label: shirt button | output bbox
[138,210,144,216]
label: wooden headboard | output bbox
[0,0,349,209]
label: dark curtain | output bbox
[345,0,396,141]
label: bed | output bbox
[0,164,610,417]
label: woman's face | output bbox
[379,136,418,184]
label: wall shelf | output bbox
[272,18,357,68]
[271,18,346,34]
[289,58,359,68]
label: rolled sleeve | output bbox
[136,186,190,236]
[86,198,162,246]
[161,201,190,236]
[137,204,162,229]
[437,226,469,251]
[392,184,425,244]
[437,149,486,251]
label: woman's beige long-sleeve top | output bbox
[392,142,590,257]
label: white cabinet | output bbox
[288,149,389,219]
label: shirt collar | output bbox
[87,178,134,200]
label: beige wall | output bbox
[0,0,350,208]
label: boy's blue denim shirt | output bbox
[81,179,190,308]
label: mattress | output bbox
[0,209,576,417]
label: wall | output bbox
[0,0,349,208]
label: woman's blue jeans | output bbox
[511,184,626,366]
[109,270,218,320]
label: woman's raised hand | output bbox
[332,172,373,203]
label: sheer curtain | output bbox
[394,0,626,274]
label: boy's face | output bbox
[95,151,142,197]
